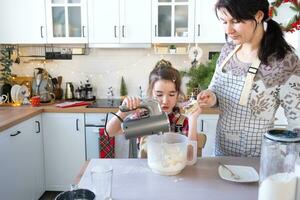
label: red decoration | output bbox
[269,0,300,32]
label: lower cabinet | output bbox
[42,113,85,191]
[0,114,44,200]
[197,114,219,157]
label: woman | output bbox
[197,0,300,157]
[106,59,201,158]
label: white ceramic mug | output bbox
[0,94,8,104]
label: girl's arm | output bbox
[106,110,128,137]
[187,107,202,141]
[106,96,141,137]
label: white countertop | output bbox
[78,157,259,200]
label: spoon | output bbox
[218,162,240,180]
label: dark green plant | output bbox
[169,44,176,49]
[0,47,13,84]
[181,53,220,95]
[120,76,128,96]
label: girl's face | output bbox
[152,80,178,113]
[217,8,258,44]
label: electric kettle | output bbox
[32,68,55,103]
[65,82,74,100]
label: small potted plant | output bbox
[120,76,128,100]
[169,44,176,54]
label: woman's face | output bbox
[217,8,258,44]
[152,79,178,113]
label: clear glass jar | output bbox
[258,129,300,200]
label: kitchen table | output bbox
[77,157,259,200]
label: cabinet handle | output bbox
[10,131,21,137]
[82,26,86,37]
[40,26,44,38]
[155,25,158,36]
[35,121,41,133]
[114,26,117,38]
[198,24,200,36]
[122,25,125,37]
[76,119,79,131]
[201,120,204,132]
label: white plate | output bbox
[10,85,21,103]
[218,164,259,183]
[17,85,29,103]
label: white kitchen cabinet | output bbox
[152,0,195,43]
[45,0,88,44]
[88,0,151,47]
[0,115,45,200]
[32,115,45,200]
[197,114,219,157]
[0,0,47,44]
[42,113,85,191]
[194,0,225,43]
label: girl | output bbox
[106,59,201,158]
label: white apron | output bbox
[214,45,273,157]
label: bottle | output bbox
[75,87,80,100]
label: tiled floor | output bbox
[39,191,62,200]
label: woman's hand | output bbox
[197,90,217,108]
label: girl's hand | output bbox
[197,90,217,108]
[187,106,202,120]
[120,96,141,111]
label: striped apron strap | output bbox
[220,44,261,106]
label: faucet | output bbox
[139,86,144,99]
[107,87,114,99]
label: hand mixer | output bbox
[118,99,170,139]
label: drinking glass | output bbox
[91,165,113,200]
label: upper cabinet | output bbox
[88,0,151,47]
[194,0,225,43]
[45,0,88,43]
[0,0,47,44]
[152,0,195,43]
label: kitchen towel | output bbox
[99,128,115,158]
[56,101,91,108]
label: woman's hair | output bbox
[147,59,183,97]
[215,0,293,64]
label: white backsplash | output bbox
[12,45,223,98]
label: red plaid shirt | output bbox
[168,112,189,136]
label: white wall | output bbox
[12,45,223,98]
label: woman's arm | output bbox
[279,53,300,130]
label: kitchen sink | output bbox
[86,99,123,108]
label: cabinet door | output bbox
[45,0,88,43]
[120,0,151,44]
[88,0,119,44]
[0,0,46,44]
[197,115,219,157]
[43,113,85,191]
[0,118,38,200]
[152,0,195,43]
[194,0,225,43]
[32,115,45,200]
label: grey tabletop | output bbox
[78,157,259,200]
